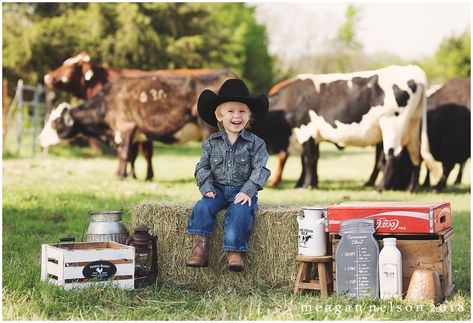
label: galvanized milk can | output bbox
[85,210,129,244]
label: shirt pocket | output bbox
[210,154,224,180]
[234,153,251,181]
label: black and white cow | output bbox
[266,65,436,192]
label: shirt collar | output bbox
[239,129,253,141]
[212,129,253,142]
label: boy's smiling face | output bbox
[216,102,251,135]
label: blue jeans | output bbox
[187,183,258,252]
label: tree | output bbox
[285,4,365,74]
[416,29,470,83]
[335,4,362,50]
[2,3,274,95]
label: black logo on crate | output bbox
[82,261,117,280]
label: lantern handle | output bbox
[125,236,133,245]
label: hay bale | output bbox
[131,201,302,291]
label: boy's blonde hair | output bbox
[215,104,254,131]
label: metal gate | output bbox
[5,79,48,156]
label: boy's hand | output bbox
[205,191,216,199]
[234,192,252,206]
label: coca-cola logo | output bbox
[375,218,400,230]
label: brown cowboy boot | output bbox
[227,252,245,272]
[186,235,209,267]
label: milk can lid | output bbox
[88,210,123,215]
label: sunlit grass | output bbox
[2,142,470,320]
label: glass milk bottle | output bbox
[379,238,402,299]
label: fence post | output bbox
[15,79,24,155]
[32,84,43,155]
[2,79,8,151]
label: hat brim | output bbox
[197,90,269,127]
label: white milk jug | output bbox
[297,207,327,256]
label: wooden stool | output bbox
[294,255,333,296]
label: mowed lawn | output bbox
[2,142,471,320]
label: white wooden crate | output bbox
[41,241,135,290]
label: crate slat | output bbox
[64,263,135,280]
[62,248,134,264]
[63,279,134,291]
[46,262,62,277]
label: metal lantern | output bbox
[125,226,158,288]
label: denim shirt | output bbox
[195,129,271,198]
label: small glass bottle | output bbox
[379,237,402,299]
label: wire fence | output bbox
[3,79,52,157]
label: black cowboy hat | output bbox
[197,79,269,127]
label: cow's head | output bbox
[43,52,94,98]
[38,103,78,147]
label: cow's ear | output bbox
[84,69,94,81]
[63,109,74,127]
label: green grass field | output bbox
[2,142,471,320]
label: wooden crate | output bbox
[329,227,453,297]
[41,241,135,290]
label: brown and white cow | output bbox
[43,52,215,101]
[43,52,233,179]
[39,75,201,178]
[262,65,436,192]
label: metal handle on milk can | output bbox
[297,213,304,223]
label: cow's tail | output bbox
[420,83,442,178]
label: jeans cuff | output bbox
[187,229,212,237]
[222,246,248,252]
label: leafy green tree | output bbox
[330,4,364,73]
[416,29,470,83]
[335,4,362,50]
[2,3,273,96]
[285,4,365,74]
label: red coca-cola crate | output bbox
[325,202,451,233]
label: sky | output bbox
[253,2,470,60]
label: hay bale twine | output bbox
[131,201,302,291]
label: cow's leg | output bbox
[116,132,132,180]
[296,138,318,189]
[115,158,125,177]
[269,150,288,187]
[433,162,455,192]
[128,143,139,179]
[422,169,431,188]
[296,156,306,188]
[141,140,154,181]
[376,148,394,192]
[364,143,383,187]
[454,161,466,185]
[407,165,421,193]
